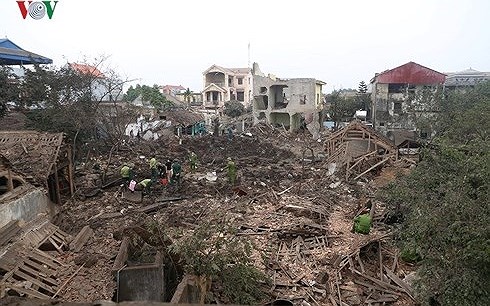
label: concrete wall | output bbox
[170,274,210,304]
[117,264,165,302]
[0,187,51,228]
[252,74,323,135]
[202,66,253,108]
[371,82,420,134]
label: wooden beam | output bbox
[7,168,14,191]
[67,145,74,195]
[384,267,415,300]
[112,237,130,272]
[53,163,61,205]
[353,156,391,180]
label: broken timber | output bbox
[69,225,94,252]
[136,196,186,213]
[324,120,398,180]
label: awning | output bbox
[0,38,53,65]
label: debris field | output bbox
[1,123,417,306]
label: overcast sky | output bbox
[1,0,489,93]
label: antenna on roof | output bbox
[248,42,250,68]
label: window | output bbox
[300,95,307,105]
[228,77,233,85]
[379,122,385,127]
[388,83,406,93]
[237,91,244,101]
[237,78,243,85]
[394,102,402,114]
[260,87,267,94]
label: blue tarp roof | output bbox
[0,38,53,65]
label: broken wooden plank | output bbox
[391,251,399,272]
[365,295,398,303]
[136,196,185,213]
[51,263,85,299]
[379,241,383,281]
[384,267,415,299]
[353,279,402,296]
[277,185,294,195]
[29,249,65,267]
[353,269,405,293]
[12,269,56,294]
[0,220,21,246]
[328,294,339,306]
[355,252,365,273]
[18,263,57,286]
[24,258,56,277]
[102,177,123,189]
[98,212,125,220]
[353,156,391,180]
[69,225,94,253]
[48,237,63,252]
[8,285,51,299]
[112,237,130,272]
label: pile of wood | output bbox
[324,120,398,181]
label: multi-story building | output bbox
[370,61,446,144]
[201,65,253,110]
[444,68,490,90]
[252,63,325,138]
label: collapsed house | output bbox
[0,216,74,299]
[0,131,74,204]
[0,131,73,228]
[252,63,326,138]
[324,120,398,180]
[370,62,446,145]
[0,154,52,228]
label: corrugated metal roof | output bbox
[0,39,52,65]
[374,61,445,85]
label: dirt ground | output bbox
[46,124,415,305]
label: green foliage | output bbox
[325,90,363,126]
[356,81,370,111]
[124,85,140,102]
[124,84,172,108]
[170,220,269,304]
[357,81,368,94]
[399,246,421,263]
[378,82,490,306]
[223,100,245,118]
[183,88,192,102]
[0,66,20,117]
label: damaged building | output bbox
[0,131,73,210]
[201,64,253,110]
[252,63,325,138]
[0,154,53,228]
[370,61,446,144]
[324,120,398,181]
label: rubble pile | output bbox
[1,123,416,305]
